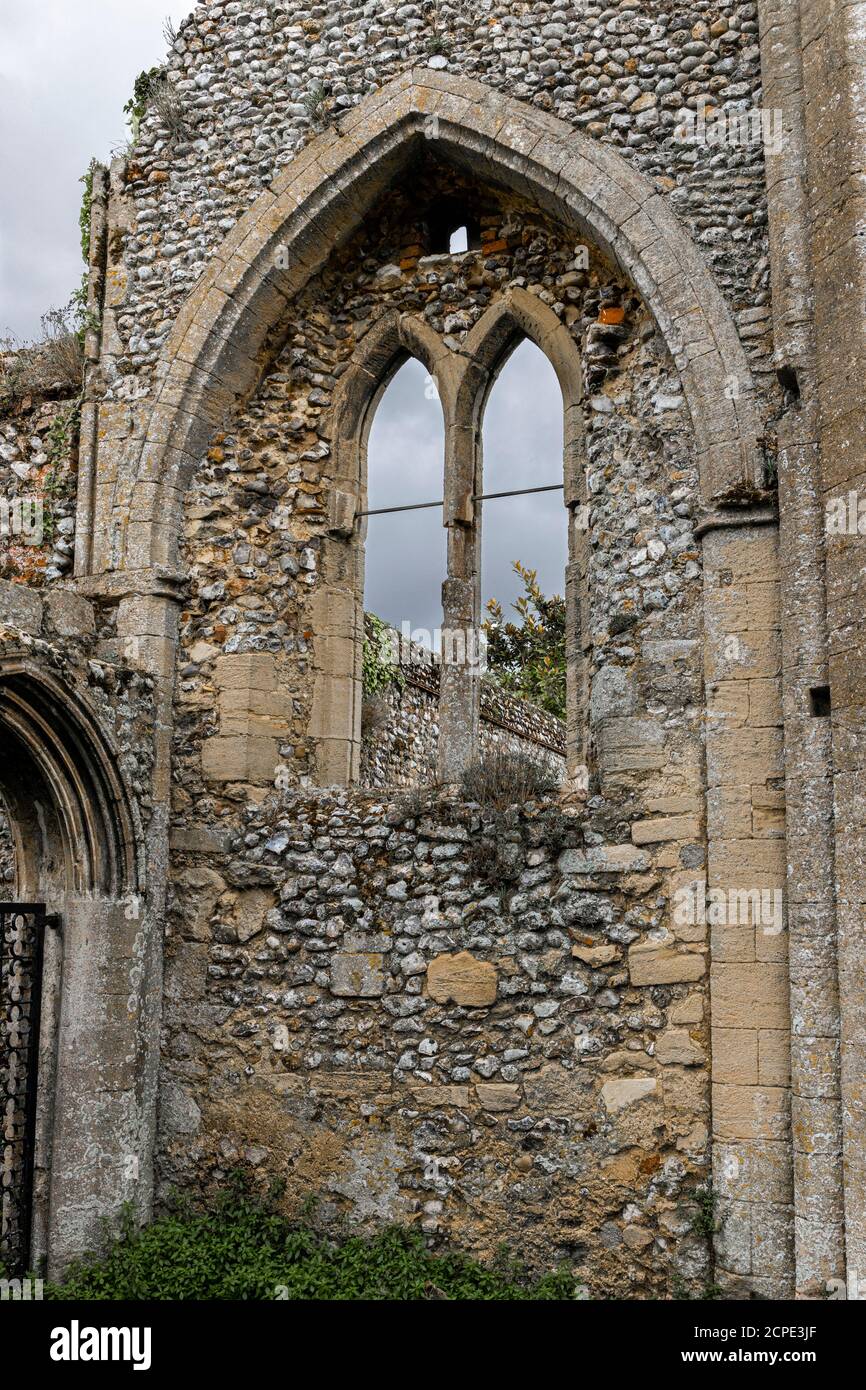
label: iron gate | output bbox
[0,903,48,1277]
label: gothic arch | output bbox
[461,287,585,499]
[312,311,451,785]
[330,309,452,498]
[0,660,144,1274]
[0,662,140,901]
[90,67,765,577]
[461,290,588,777]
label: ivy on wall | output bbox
[362,613,404,700]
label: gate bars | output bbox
[0,903,48,1278]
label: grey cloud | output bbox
[0,0,191,340]
[365,342,566,637]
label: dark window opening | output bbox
[776,364,801,403]
[809,685,831,718]
[425,200,482,255]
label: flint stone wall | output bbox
[361,657,567,789]
[162,785,712,1297]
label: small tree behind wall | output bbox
[483,561,566,720]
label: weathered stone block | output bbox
[409,1083,471,1109]
[44,590,96,637]
[628,938,706,985]
[234,888,276,943]
[0,578,42,634]
[426,950,497,1006]
[572,943,619,965]
[711,963,790,1030]
[331,952,386,997]
[524,1062,589,1114]
[201,734,280,783]
[713,1083,789,1141]
[601,1076,658,1113]
[655,1028,704,1066]
[476,1083,521,1112]
[669,992,704,1025]
[712,1028,758,1085]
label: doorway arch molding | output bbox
[95,67,765,576]
[0,659,142,900]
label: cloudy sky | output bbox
[0,4,568,629]
[0,0,191,340]
[366,344,567,637]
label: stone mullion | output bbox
[437,414,481,785]
[564,398,589,789]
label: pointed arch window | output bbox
[363,357,446,647]
[321,292,585,791]
[479,339,568,754]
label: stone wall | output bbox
[0,811,14,891]
[161,785,712,1297]
[154,24,721,1297]
[360,657,567,789]
[104,0,776,408]
[176,161,703,801]
[8,0,846,1298]
[0,382,80,586]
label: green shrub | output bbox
[45,1196,583,1301]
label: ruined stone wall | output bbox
[158,65,722,1292]
[161,785,712,1297]
[361,669,440,788]
[0,588,158,835]
[0,810,14,891]
[0,383,80,586]
[176,167,702,796]
[360,670,567,788]
[105,0,775,407]
[0,0,819,1294]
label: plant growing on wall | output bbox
[301,79,330,126]
[362,613,404,699]
[125,67,164,140]
[125,66,188,143]
[483,562,567,720]
[78,160,98,264]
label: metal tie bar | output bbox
[356,482,564,518]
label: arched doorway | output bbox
[0,661,141,1276]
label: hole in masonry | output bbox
[809,685,831,718]
[776,364,800,403]
[425,201,481,255]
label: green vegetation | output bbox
[691,1185,720,1240]
[362,612,403,699]
[125,66,165,140]
[301,79,329,124]
[79,161,97,264]
[460,747,559,812]
[484,562,566,720]
[44,1193,584,1301]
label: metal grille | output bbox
[0,903,46,1277]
